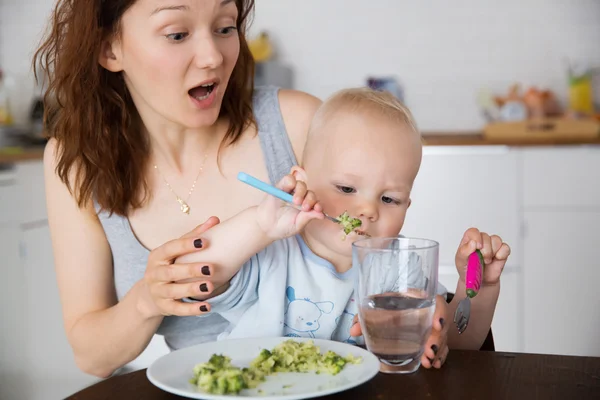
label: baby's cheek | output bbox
[379,211,407,237]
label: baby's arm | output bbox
[447,281,500,350]
[447,228,511,350]
[176,173,323,300]
[176,206,273,297]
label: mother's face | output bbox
[100,0,241,129]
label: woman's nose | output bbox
[194,36,224,70]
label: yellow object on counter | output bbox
[569,74,594,115]
[248,32,273,63]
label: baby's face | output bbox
[302,109,422,258]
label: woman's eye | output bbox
[337,186,356,194]
[382,196,400,205]
[216,26,237,36]
[165,32,188,42]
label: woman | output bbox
[36,0,320,378]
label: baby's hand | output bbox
[348,295,450,369]
[256,174,324,240]
[456,228,511,285]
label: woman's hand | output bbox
[139,216,220,318]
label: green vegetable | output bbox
[189,354,265,395]
[337,211,362,235]
[190,340,362,395]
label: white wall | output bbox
[1,0,599,130]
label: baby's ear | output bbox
[290,166,308,183]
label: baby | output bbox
[179,88,511,369]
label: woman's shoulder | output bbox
[271,88,322,163]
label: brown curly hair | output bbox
[33,0,256,216]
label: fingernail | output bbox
[200,283,208,292]
[431,344,439,355]
[439,318,445,328]
[201,266,210,276]
[200,305,208,312]
[194,239,203,248]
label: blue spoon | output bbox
[237,172,341,224]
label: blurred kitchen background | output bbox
[1,0,599,399]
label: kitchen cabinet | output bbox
[403,146,521,268]
[0,224,31,400]
[522,147,600,209]
[403,146,522,352]
[521,147,600,357]
[522,211,600,356]
[20,223,99,400]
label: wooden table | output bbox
[67,350,600,400]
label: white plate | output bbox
[147,337,380,400]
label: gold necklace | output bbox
[154,153,208,215]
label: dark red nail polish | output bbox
[193,239,203,248]
[200,283,208,292]
[431,344,439,354]
[201,266,210,275]
[200,305,208,312]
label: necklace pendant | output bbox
[177,197,191,215]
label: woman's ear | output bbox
[290,166,308,183]
[98,37,123,72]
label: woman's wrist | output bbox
[132,280,163,321]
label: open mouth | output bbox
[188,81,218,101]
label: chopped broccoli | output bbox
[190,340,362,395]
[337,211,362,235]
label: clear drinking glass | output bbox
[352,236,439,374]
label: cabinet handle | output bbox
[423,146,510,155]
[0,178,17,187]
[20,219,48,231]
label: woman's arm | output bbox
[45,140,214,378]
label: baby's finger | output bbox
[292,180,308,206]
[302,190,319,212]
[276,174,297,194]
[480,233,493,264]
[455,238,479,268]
[349,314,362,337]
[349,322,362,337]
[295,210,324,229]
[495,242,511,261]
[461,227,483,248]
[490,235,503,256]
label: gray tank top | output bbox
[96,86,297,350]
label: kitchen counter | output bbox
[1,132,599,165]
[421,132,600,146]
[0,147,45,164]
